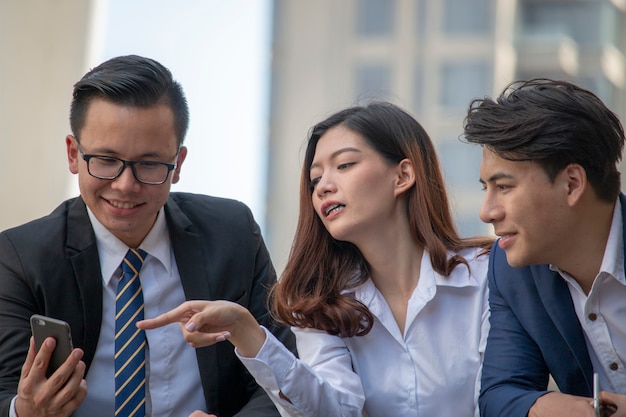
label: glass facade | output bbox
[440,61,492,113]
[354,63,392,102]
[356,0,395,37]
[442,0,493,35]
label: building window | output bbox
[520,1,620,46]
[442,0,492,35]
[438,140,482,189]
[438,141,486,237]
[354,63,392,102]
[415,0,428,37]
[356,0,395,37]
[440,61,491,113]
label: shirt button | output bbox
[610,362,619,371]
[588,313,597,321]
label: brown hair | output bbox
[272,102,493,337]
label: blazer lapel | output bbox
[164,198,211,300]
[533,265,593,392]
[65,197,103,368]
[619,193,626,273]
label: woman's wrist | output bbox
[229,306,267,357]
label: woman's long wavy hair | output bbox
[271,102,493,337]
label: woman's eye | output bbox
[337,162,355,170]
[309,177,320,190]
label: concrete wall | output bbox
[0,0,96,231]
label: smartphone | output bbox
[594,373,601,417]
[594,372,617,417]
[30,314,73,377]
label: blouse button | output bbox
[610,362,619,371]
[588,313,597,321]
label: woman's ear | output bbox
[394,159,415,197]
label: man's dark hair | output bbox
[70,55,189,146]
[463,78,625,202]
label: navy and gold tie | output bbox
[115,248,147,417]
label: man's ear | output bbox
[563,163,587,206]
[171,146,187,184]
[394,158,416,197]
[66,135,79,174]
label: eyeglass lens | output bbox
[89,157,171,184]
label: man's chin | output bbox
[503,252,527,268]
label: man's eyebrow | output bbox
[480,172,514,184]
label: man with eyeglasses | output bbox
[0,55,295,417]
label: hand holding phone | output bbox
[30,314,74,377]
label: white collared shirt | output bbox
[72,207,206,417]
[555,199,626,393]
[238,247,490,417]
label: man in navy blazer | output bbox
[464,79,626,417]
[0,55,294,417]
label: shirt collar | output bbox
[87,207,173,286]
[352,248,481,308]
[550,198,625,285]
[599,198,624,283]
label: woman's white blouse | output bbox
[238,248,489,417]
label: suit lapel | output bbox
[615,193,626,389]
[164,198,211,300]
[533,266,593,392]
[65,197,103,368]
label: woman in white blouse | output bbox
[139,102,494,417]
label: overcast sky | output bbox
[96,0,272,226]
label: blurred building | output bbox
[265,0,626,273]
[3,0,626,277]
[0,0,97,232]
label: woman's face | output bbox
[309,125,402,246]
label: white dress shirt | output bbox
[69,208,205,417]
[238,247,490,417]
[555,199,626,393]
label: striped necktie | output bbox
[115,248,147,417]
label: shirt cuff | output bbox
[235,326,297,391]
[9,395,18,417]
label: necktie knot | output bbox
[121,248,147,279]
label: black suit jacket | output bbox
[0,192,295,416]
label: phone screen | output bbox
[30,314,73,377]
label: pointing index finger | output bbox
[137,301,198,330]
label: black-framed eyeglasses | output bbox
[77,144,178,185]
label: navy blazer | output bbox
[0,193,295,417]
[479,193,626,417]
